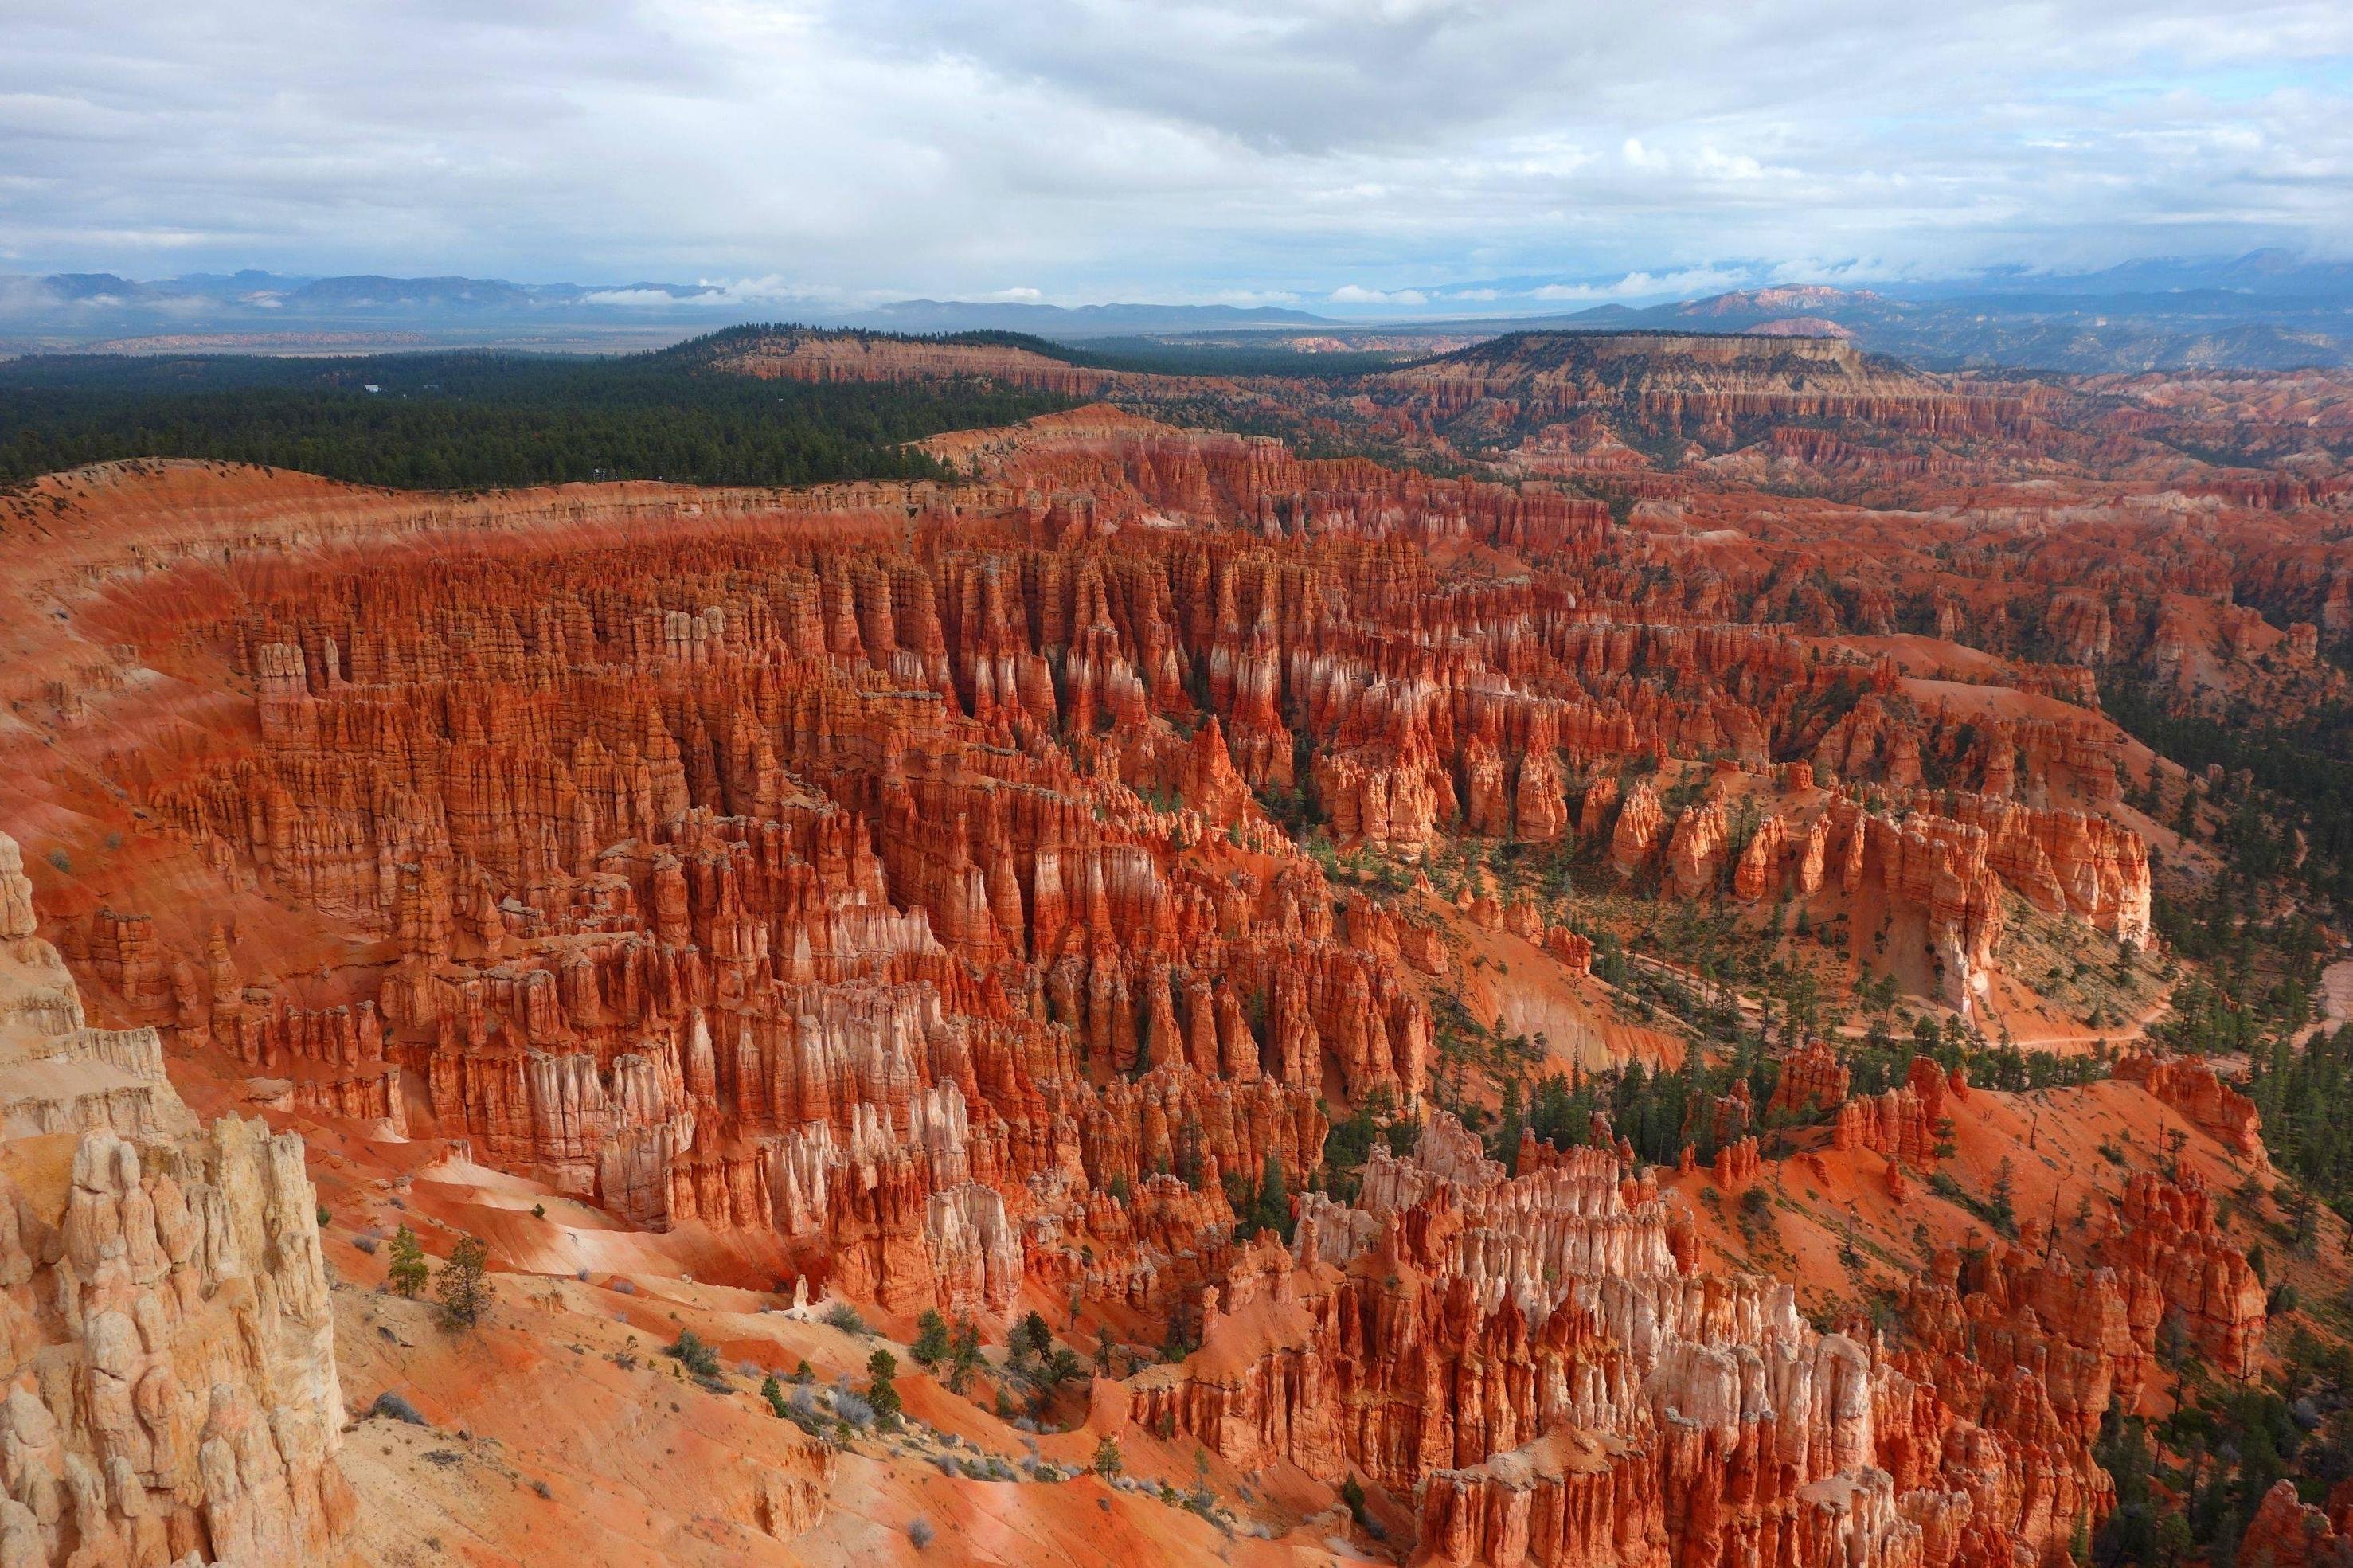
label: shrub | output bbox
[909,1518,935,1550]
[823,1302,870,1337]
[668,1331,721,1379]
[761,1374,788,1418]
[370,1391,428,1426]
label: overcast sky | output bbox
[4,0,2351,307]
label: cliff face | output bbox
[710,329,1131,397]
[6,419,2179,1320]
[0,385,2308,1563]
[0,834,350,1567]
[1369,332,2049,462]
[1136,1116,2171,1568]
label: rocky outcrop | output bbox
[1833,1058,1956,1168]
[0,834,350,1566]
[2113,1052,2261,1160]
[1125,1113,2129,1568]
[2094,1169,2267,1380]
[2238,1478,2353,1568]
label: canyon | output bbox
[0,330,2343,1565]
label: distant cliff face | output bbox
[710,329,1130,397]
[1366,330,2047,457]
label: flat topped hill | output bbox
[1386,328,1882,385]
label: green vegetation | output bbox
[433,1234,494,1331]
[911,1308,952,1370]
[1225,1152,1293,1244]
[865,1348,903,1423]
[1319,1085,1421,1201]
[0,334,1073,489]
[667,1330,721,1378]
[2103,671,2353,901]
[385,1224,428,1299]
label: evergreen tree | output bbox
[946,1316,984,1394]
[1255,1153,1291,1241]
[912,1309,952,1369]
[435,1235,494,1331]
[866,1348,902,1423]
[385,1224,428,1299]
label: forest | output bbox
[0,339,1076,489]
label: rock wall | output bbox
[1135,1116,2146,1568]
[0,834,350,1566]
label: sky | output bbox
[3,0,2351,311]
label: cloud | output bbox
[1530,267,1752,303]
[0,0,2347,299]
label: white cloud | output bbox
[0,0,2346,299]
[1530,267,1751,303]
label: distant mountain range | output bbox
[4,251,2351,371]
[0,270,1329,346]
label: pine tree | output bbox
[947,1316,984,1394]
[1255,1153,1290,1241]
[866,1348,902,1423]
[1989,1157,2018,1239]
[1497,1079,1525,1173]
[912,1309,952,1369]
[435,1234,494,1331]
[386,1225,428,1299]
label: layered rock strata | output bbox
[0,835,350,1566]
